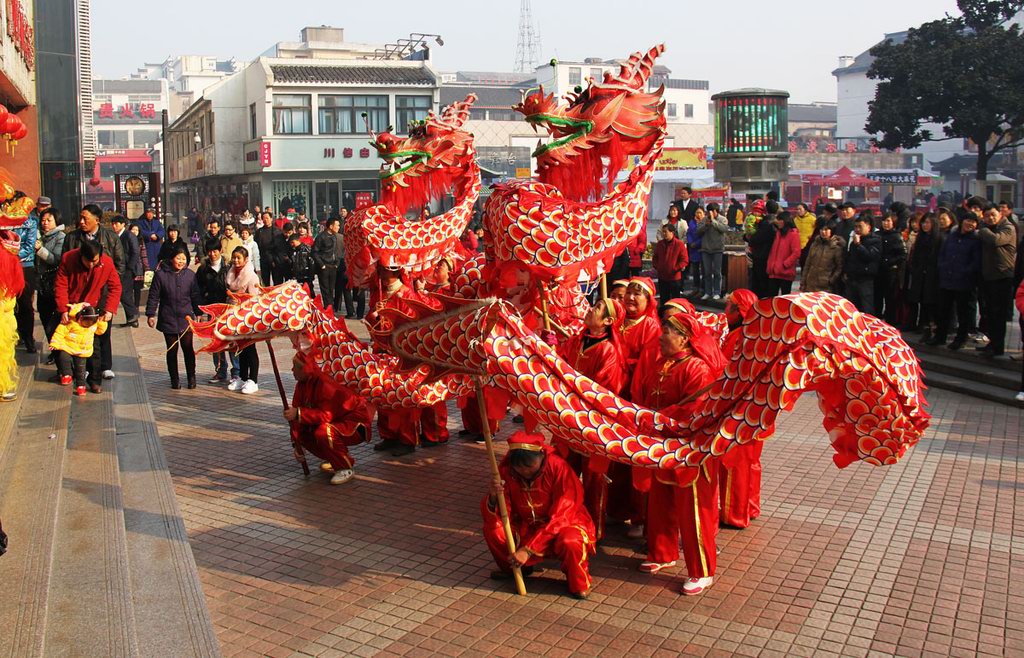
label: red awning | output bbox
[802,166,877,187]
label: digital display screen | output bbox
[714,95,788,155]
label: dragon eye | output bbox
[574,86,582,93]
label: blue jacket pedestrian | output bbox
[136,208,165,271]
[937,226,981,291]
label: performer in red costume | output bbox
[619,277,661,386]
[631,306,725,595]
[718,288,764,528]
[366,263,426,456]
[284,351,373,484]
[558,298,627,540]
[420,257,455,447]
[609,278,629,302]
[609,276,661,534]
[482,432,597,599]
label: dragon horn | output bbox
[608,44,665,90]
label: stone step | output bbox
[921,370,1023,408]
[918,351,1020,392]
[43,368,139,657]
[909,338,1020,372]
[109,327,220,658]
[0,350,65,658]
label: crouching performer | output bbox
[482,432,597,599]
[284,351,373,485]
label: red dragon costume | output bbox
[191,44,929,600]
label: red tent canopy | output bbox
[804,166,876,187]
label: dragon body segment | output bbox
[189,282,464,409]
[381,292,928,482]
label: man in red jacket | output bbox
[482,431,597,599]
[54,240,121,393]
[284,351,373,485]
[652,224,688,310]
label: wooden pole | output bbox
[536,281,552,332]
[266,340,311,477]
[600,273,608,301]
[476,379,527,596]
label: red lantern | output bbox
[0,105,9,127]
[2,114,20,135]
[12,125,27,141]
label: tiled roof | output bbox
[440,85,524,109]
[270,65,436,86]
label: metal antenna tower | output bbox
[514,0,540,72]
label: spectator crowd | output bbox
[646,190,1023,402]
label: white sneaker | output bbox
[226,378,243,391]
[1015,391,1024,402]
[101,370,116,380]
[240,379,259,395]
[713,294,722,300]
[330,469,354,485]
[700,294,710,301]
[682,576,713,595]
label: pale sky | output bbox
[91,0,959,104]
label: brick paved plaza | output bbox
[127,324,1024,658]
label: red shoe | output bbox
[60,375,72,386]
[74,385,87,396]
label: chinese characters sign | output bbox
[97,102,158,122]
[259,142,272,167]
[867,172,918,185]
[6,0,33,70]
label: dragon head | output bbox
[190,281,322,353]
[516,45,667,201]
[373,93,478,214]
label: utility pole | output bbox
[514,0,540,73]
[161,109,170,219]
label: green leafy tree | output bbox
[865,0,1024,186]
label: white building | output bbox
[833,32,968,178]
[166,28,439,218]
[92,78,169,151]
[133,55,243,118]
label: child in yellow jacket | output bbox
[50,303,108,396]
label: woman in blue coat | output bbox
[146,245,203,388]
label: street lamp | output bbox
[161,108,202,220]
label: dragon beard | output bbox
[381,165,460,216]
[537,135,629,203]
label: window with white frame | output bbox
[684,104,694,119]
[273,94,312,135]
[318,95,388,134]
[568,67,581,85]
[667,103,678,118]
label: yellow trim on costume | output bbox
[666,314,691,337]
[573,524,592,591]
[723,468,733,523]
[509,442,543,452]
[692,481,709,577]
